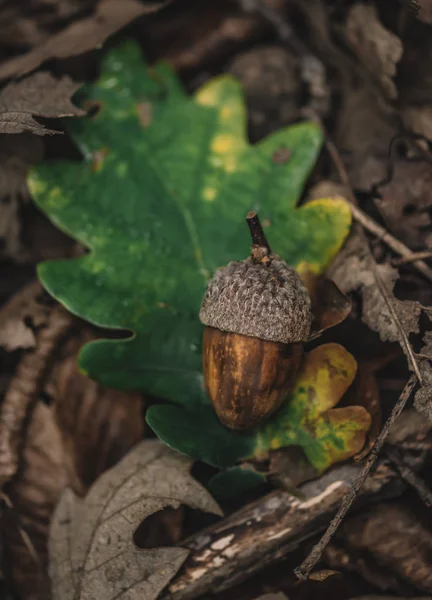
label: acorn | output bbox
[199,211,313,430]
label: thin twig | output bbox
[295,375,417,580]
[385,445,432,507]
[323,135,432,283]
[393,250,432,266]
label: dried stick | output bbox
[393,250,432,266]
[294,375,417,580]
[166,407,430,600]
[0,306,73,488]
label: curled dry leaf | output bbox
[0,133,43,262]
[49,440,222,600]
[414,332,432,421]
[345,3,403,99]
[0,281,49,351]
[335,504,432,593]
[150,1,272,75]
[252,594,288,600]
[334,86,397,191]
[4,402,68,600]
[0,72,84,135]
[342,356,388,461]
[375,158,432,251]
[49,328,145,488]
[228,45,302,141]
[329,226,422,351]
[0,0,172,81]
[300,271,352,339]
[412,0,432,24]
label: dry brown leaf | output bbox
[329,227,421,350]
[49,329,145,488]
[349,597,432,600]
[345,3,403,99]
[252,594,289,600]
[0,0,172,80]
[337,504,432,593]
[4,402,68,600]
[308,569,339,582]
[0,133,43,261]
[0,0,98,49]
[403,105,432,142]
[412,0,432,24]
[0,71,84,135]
[334,86,398,191]
[49,440,222,600]
[0,281,50,351]
[228,46,301,141]
[342,359,383,461]
[146,0,278,76]
[375,159,432,251]
[414,332,432,421]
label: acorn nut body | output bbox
[200,239,313,430]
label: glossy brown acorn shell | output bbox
[203,326,303,430]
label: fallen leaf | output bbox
[375,158,432,250]
[267,446,318,492]
[0,0,99,49]
[301,272,352,339]
[49,440,221,600]
[255,343,371,472]
[412,0,432,24]
[308,569,339,582]
[336,504,432,593]
[149,2,271,75]
[4,402,68,600]
[345,3,403,99]
[148,343,371,472]
[0,72,84,135]
[0,133,43,261]
[402,105,432,142]
[29,41,351,407]
[342,358,385,460]
[414,332,432,421]
[252,594,288,600]
[349,597,432,600]
[334,86,398,191]
[0,281,50,351]
[329,226,422,348]
[49,328,145,488]
[0,0,172,80]
[228,45,302,141]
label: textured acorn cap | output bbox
[199,258,312,343]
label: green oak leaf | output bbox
[147,344,371,471]
[29,42,351,408]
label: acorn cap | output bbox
[199,257,312,344]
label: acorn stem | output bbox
[246,211,272,263]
